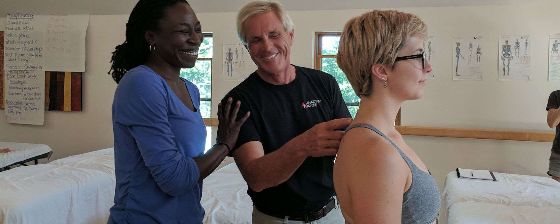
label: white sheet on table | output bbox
[49,147,114,173]
[442,171,560,224]
[447,201,560,224]
[0,142,52,167]
[1,148,252,224]
[202,162,252,224]
[0,148,115,224]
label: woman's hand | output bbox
[216,97,250,152]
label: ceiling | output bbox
[0,0,523,16]
[188,0,520,13]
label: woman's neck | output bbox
[353,92,402,132]
[145,56,181,82]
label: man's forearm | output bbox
[548,108,560,128]
[237,141,307,192]
[237,118,349,192]
[555,109,560,127]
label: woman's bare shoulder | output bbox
[337,128,406,175]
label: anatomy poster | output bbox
[222,43,254,80]
[498,34,531,81]
[452,36,483,81]
[424,35,435,79]
[548,33,560,81]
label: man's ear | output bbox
[287,29,294,46]
[371,64,388,81]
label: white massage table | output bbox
[0,148,115,224]
[0,147,252,224]
[0,142,53,171]
[442,170,560,224]
[202,162,252,224]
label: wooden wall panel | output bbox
[44,71,82,111]
[71,72,82,111]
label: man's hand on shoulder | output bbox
[296,118,352,157]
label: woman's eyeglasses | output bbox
[394,52,427,69]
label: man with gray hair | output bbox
[221,1,351,223]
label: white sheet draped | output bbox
[442,171,560,224]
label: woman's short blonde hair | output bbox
[337,10,427,97]
[236,1,294,44]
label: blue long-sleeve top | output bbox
[108,65,206,224]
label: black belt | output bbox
[263,198,336,222]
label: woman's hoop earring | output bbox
[149,44,156,52]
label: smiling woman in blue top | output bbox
[107,0,249,223]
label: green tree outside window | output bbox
[317,33,359,117]
[181,33,213,118]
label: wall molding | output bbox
[205,118,554,142]
[396,126,554,142]
[203,118,219,126]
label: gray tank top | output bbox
[347,123,440,224]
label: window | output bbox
[315,32,359,117]
[180,33,213,118]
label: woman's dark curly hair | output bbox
[109,0,189,83]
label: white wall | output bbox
[0,1,557,189]
[403,3,559,131]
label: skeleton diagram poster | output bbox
[424,35,435,79]
[498,34,531,81]
[548,34,560,81]
[222,43,254,80]
[452,36,483,80]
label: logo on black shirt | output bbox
[301,99,321,109]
